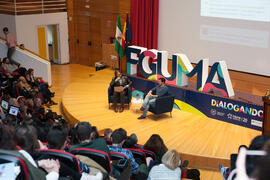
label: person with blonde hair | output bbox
[148,149,181,180]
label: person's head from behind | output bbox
[249,135,270,150]
[104,128,112,141]
[28,68,34,76]
[161,149,181,170]
[123,133,138,148]
[144,134,168,155]
[75,122,92,143]
[158,78,166,86]
[0,123,16,150]
[90,126,99,141]
[14,125,39,153]
[34,98,42,108]
[2,57,9,64]
[111,128,127,146]
[3,27,8,35]
[47,125,67,150]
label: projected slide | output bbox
[200,25,269,48]
[158,0,270,76]
[201,0,270,22]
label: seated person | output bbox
[123,133,138,149]
[108,128,139,175]
[148,149,181,180]
[138,78,168,119]
[103,128,112,141]
[46,125,104,180]
[109,70,132,113]
[69,122,111,157]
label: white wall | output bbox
[0,14,16,39]
[15,12,69,64]
[0,39,52,86]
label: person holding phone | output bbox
[110,70,132,113]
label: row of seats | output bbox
[0,146,156,179]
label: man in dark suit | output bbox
[110,70,132,112]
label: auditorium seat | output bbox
[31,149,81,173]
[141,149,156,160]
[124,148,146,164]
[70,148,112,175]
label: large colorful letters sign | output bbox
[126,46,235,97]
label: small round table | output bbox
[132,98,143,113]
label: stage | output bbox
[51,64,261,174]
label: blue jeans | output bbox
[142,95,156,117]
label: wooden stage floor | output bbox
[50,64,261,179]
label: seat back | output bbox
[70,148,112,174]
[31,149,81,173]
[110,151,128,161]
[142,149,156,160]
[124,148,146,164]
[0,154,28,180]
[149,94,175,114]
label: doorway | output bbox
[37,24,60,63]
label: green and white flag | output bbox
[115,15,125,59]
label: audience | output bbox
[3,52,268,180]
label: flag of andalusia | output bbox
[115,15,125,59]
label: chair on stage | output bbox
[148,93,175,117]
[108,86,132,109]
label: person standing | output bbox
[3,27,20,66]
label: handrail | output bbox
[0,35,50,62]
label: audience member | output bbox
[144,134,168,164]
[123,133,138,149]
[13,124,60,180]
[109,128,149,179]
[103,128,112,141]
[148,149,181,180]
[109,128,139,174]
[69,122,111,156]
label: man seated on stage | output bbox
[138,78,168,119]
[110,70,132,113]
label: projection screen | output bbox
[158,0,270,76]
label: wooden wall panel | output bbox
[67,0,130,67]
